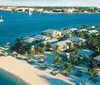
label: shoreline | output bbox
[0,68,29,85]
[0,56,50,85]
[0,10,100,14]
[0,56,73,85]
[0,55,98,85]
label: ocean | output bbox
[0,68,28,85]
[0,10,100,46]
[0,10,100,85]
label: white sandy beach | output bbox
[0,55,99,85]
[0,56,73,85]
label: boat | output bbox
[0,16,4,22]
[29,10,32,16]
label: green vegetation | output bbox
[63,62,72,74]
[89,68,98,79]
[11,38,31,55]
[10,25,100,80]
[54,56,63,67]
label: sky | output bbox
[0,0,100,7]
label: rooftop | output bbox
[94,55,100,61]
[79,29,88,32]
[89,30,99,34]
[44,39,58,43]
[68,37,86,42]
[70,28,79,32]
[34,34,50,40]
[53,39,72,46]
[78,49,94,57]
[43,29,61,34]
[24,37,36,43]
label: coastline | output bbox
[0,56,73,85]
[0,10,100,14]
[0,56,50,85]
[0,55,98,85]
[0,68,28,85]
[0,10,100,46]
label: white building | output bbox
[44,39,58,44]
[88,30,99,36]
[24,37,37,43]
[70,28,79,32]
[34,34,50,41]
[94,55,100,61]
[68,37,86,43]
[78,49,94,58]
[79,29,88,32]
[52,40,73,51]
[43,29,62,38]
[61,29,72,36]
[64,8,76,13]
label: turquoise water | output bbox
[0,10,100,45]
[0,10,100,85]
[0,68,28,85]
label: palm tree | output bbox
[89,68,98,79]
[86,35,100,53]
[70,52,78,65]
[63,62,72,75]
[54,56,63,67]
[11,38,31,55]
[77,31,85,39]
[90,59,98,68]
[45,42,52,51]
[34,46,44,55]
[64,33,69,38]
[66,42,73,51]
[96,25,100,29]
[53,45,60,53]
[26,49,34,63]
[66,42,72,48]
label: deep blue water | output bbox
[0,11,100,85]
[0,10,100,45]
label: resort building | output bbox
[67,37,86,46]
[68,37,86,43]
[70,28,79,33]
[24,37,37,43]
[44,39,58,44]
[94,55,100,61]
[52,40,73,51]
[42,29,62,38]
[61,29,72,36]
[64,8,76,13]
[78,49,94,58]
[88,30,99,36]
[79,29,88,32]
[34,34,50,41]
